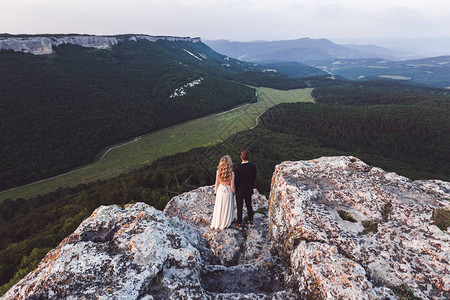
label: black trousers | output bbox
[236,192,254,224]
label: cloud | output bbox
[0,0,449,40]
[314,4,351,18]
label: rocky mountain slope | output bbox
[2,188,300,299]
[2,156,449,299]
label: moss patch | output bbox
[381,200,392,222]
[338,210,357,223]
[392,284,421,300]
[432,207,450,231]
[361,220,378,234]
[255,207,267,217]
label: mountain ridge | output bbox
[204,37,406,62]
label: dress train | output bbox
[211,184,234,230]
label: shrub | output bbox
[392,284,421,300]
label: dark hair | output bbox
[241,149,249,160]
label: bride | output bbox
[211,155,235,230]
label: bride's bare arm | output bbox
[231,172,235,193]
[214,170,219,195]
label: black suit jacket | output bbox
[234,162,257,196]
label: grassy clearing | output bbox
[0,87,314,201]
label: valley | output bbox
[0,33,449,298]
[0,87,314,202]
[1,35,319,192]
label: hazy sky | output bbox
[2,0,449,41]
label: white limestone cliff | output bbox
[0,35,201,55]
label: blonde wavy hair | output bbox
[217,155,233,183]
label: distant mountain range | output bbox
[333,37,450,58]
[204,38,408,62]
[205,38,450,88]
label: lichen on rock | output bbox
[2,203,204,299]
[268,156,450,300]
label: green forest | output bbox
[261,102,449,180]
[311,80,449,105]
[0,39,262,190]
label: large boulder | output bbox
[164,186,270,266]
[269,156,450,300]
[1,203,204,299]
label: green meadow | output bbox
[0,87,314,201]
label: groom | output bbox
[234,149,257,227]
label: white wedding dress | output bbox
[211,183,235,230]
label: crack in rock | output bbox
[164,186,301,298]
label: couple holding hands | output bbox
[211,149,257,230]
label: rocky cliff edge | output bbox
[269,156,449,299]
[2,156,449,299]
[2,187,299,299]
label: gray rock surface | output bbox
[135,35,201,43]
[165,186,300,299]
[1,203,204,299]
[0,36,118,55]
[0,35,200,55]
[269,156,450,300]
[3,187,299,299]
